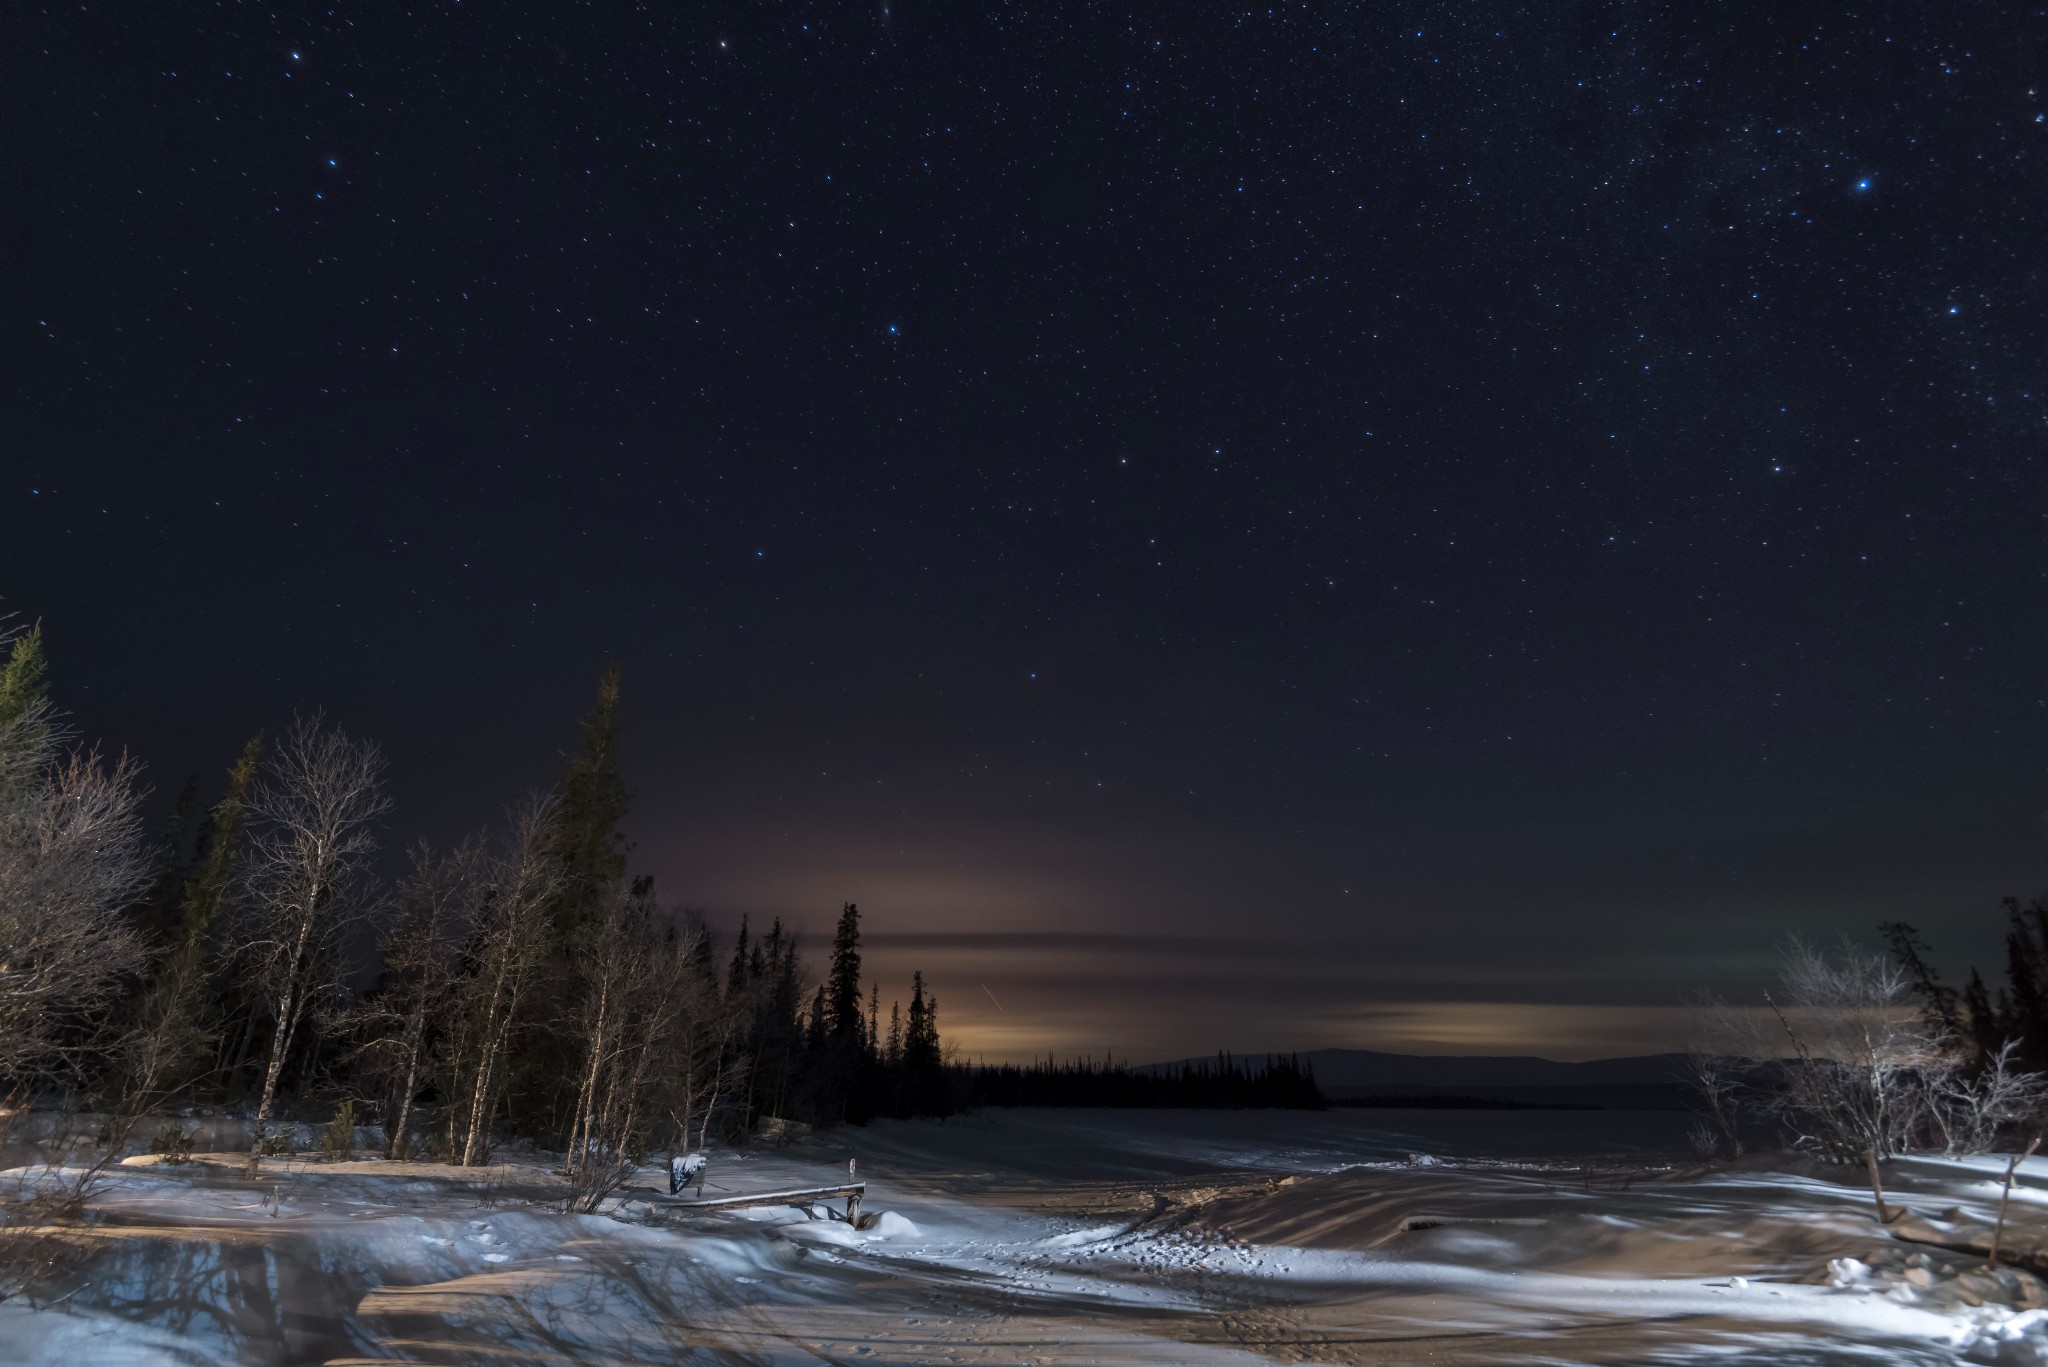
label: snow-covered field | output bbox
[7,1107,2048,1364]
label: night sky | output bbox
[7,4,2046,1062]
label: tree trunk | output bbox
[461,1027,501,1167]
[697,1049,731,1153]
[460,958,513,1167]
[249,983,297,1174]
[389,1004,425,1160]
[248,914,316,1174]
[568,978,613,1172]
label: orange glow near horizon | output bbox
[845,932,1702,1064]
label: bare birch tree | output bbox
[664,937,748,1161]
[0,624,153,1085]
[563,886,695,1212]
[445,795,560,1166]
[234,715,390,1172]
[562,884,641,1202]
[354,838,477,1157]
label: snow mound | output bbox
[776,1217,862,1248]
[860,1210,920,1239]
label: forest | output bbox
[0,615,1333,1218]
[0,619,970,1208]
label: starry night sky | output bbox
[6,3,2046,1061]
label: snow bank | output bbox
[15,1109,2048,1364]
[861,1209,920,1239]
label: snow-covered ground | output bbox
[6,1107,2048,1364]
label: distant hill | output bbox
[1136,1049,1693,1110]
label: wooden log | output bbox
[1892,1230,2048,1276]
[651,1181,867,1218]
[1889,1213,2048,1276]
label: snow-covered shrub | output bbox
[1933,1040,2047,1155]
[1685,1120,1724,1161]
[148,1123,196,1165]
[1764,938,1950,1163]
[1680,991,1772,1160]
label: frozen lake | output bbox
[839,1104,1701,1182]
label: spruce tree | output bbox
[1881,920,1961,1040]
[727,914,752,996]
[510,667,632,1142]
[2004,900,2048,1068]
[1963,968,2005,1063]
[688,921,716,984]
[144,735,264,1093]
[745,919,804,1122]
[827,902,864,1046]
[2003,896,2048,1068]
[0,622,53,801]
[903,970,947,1115]
[183,736,263,955]
[905,972,940,1068]
[138,775,204,943]
[548,665,631,942]
[806,984,830,1053]
[0,621,49,732]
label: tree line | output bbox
[0,619,955,1210]
[962,1052,1324,1109]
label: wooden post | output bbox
[1989,1137,2041,1270]
[1865,1149,1903,1225]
